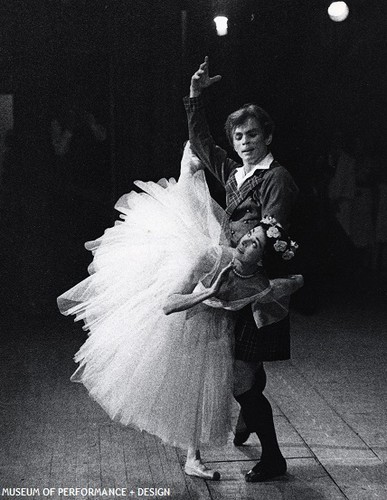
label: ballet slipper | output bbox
[184,459,221,480]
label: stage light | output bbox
[328,2,349,22]
[214,16,228,36]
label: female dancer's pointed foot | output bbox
[184,459,221,480]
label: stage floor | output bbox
[1,278,386,500]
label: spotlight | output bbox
[328,2,349,22]
[214,16,228,36]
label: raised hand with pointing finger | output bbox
[190,56,222,97]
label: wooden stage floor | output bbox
[1,282,386,500]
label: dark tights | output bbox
[235,365,285,465]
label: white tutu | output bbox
[58,169,236,449]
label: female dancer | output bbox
[58,144,302,480]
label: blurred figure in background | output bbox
[50,106,111,292]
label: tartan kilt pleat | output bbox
[234,306,290,362]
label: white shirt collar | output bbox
[235,152,274,189]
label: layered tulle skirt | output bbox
[58,171,235,448]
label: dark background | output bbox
[0,0,386,315]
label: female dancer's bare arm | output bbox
[163,263,233,315]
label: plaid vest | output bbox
[225,161,280,245]
[225,161,281,214]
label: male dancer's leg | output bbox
[234,360,286,482]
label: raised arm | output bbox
[184,57,238,185]
[189,56,222,98]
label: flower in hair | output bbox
[274,240,287,252]
[260,215,299,261]
[261,216,277,225]
[282,249,295,260]
[267,226,281,238]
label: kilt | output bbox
[234,305,290,362]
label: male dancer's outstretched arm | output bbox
[184,57,239,185]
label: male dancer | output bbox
[184,57,299,482]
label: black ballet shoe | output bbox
[233,430,251,446]
[245,459,287,482]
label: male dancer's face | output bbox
[232,118,271,170]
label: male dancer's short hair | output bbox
[224,104,275,146]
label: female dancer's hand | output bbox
[210,263,234,296]
[190,56,222,98]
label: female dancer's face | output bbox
[235,226,266,265]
